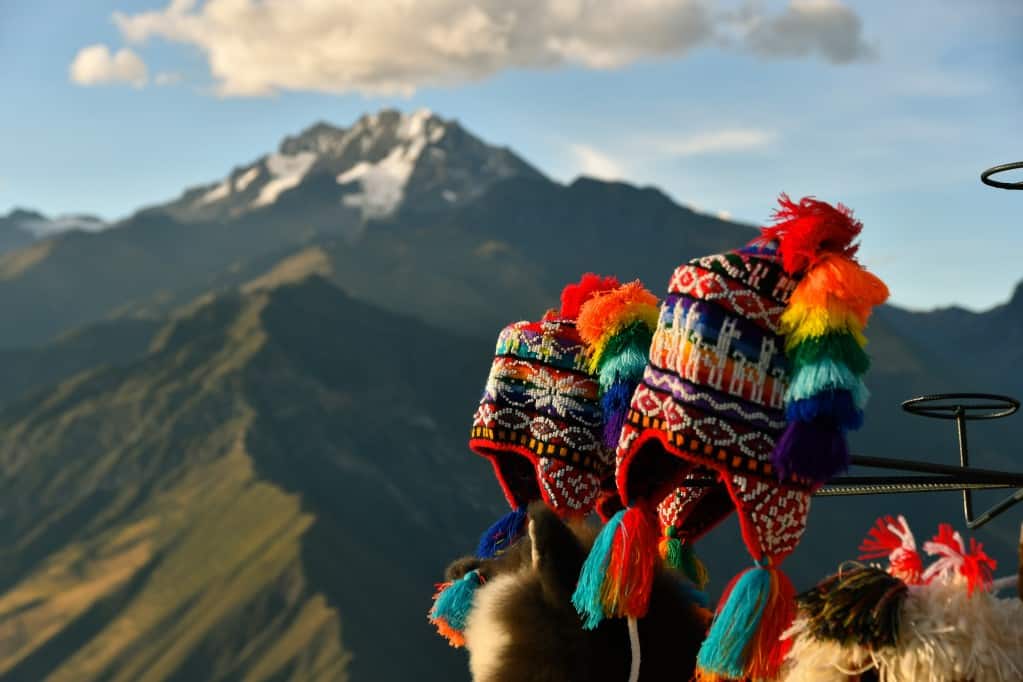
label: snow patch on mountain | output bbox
[18,213,107,236]
[338,138,425,219]
[336,109,441,219]
[198,179,231,205]
[235,166,260,192]
[253,152,317,207]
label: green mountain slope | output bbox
[0,277,501,682]
[0,317,159,408]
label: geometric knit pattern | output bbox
[471,316,609,516]
[617,243,814,562]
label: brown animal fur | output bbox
[444,503,711,682]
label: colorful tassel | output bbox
[574,510,624,629]
[573,505,659,629]
[428,569,484,647]
[762,195,889,484]
[475,507,528,559]
[659,526,710,589]
[695,561,795,681]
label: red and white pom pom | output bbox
[859,515,924,584]
[923,523,996,595]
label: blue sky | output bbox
[2,0,1021,311]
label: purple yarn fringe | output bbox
[771,420,850,483]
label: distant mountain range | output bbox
[0,209,105,255]
[0,109,1020,682]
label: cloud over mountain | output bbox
[106,0,874,97]
[69,44,149,88]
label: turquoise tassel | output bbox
[430,570,482,632]
[785,358,869,408]
[696,565,772,678]
[572,509,624,630]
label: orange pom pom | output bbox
[787,253,889,326]
[576,280,659,346]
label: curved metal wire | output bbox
[981,161,1023,189]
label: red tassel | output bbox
[601,505,659,619]
[560,273,620,319]
[745,567,797,679]
[760,194,862,275]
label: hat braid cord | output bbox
[627,616,641,682]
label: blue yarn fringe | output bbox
[696,566,772,678]
[601,380,635,449]
[786,389,863,430]
[572,509,624,630]
[476,507,528,559]
[430,570,482,632]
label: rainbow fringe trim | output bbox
[577,281,659,449]
[765,197,889,484]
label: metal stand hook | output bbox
[903,393,1021,529]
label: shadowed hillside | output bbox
[0,277,501,682]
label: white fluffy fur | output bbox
[782,576,1023,682]
[463,571,519,682]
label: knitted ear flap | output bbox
[764,195,889,483]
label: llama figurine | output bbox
[439,503,711,682]
[782,516,1023,682]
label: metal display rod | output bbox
[682,394,1023,529]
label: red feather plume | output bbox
[760,194,863,275]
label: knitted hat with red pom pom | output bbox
[572,195,889,681]
[468,274,621,551]
[430,274,619,647]
[430,275,663,648]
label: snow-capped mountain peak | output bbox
[165,108,542,227]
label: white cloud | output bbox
[663,129,777,156]
[740,0,877,64]
[570,144,626,181]
[69,44,149,88]
[106,0,873,97]
[154,71,183,86]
